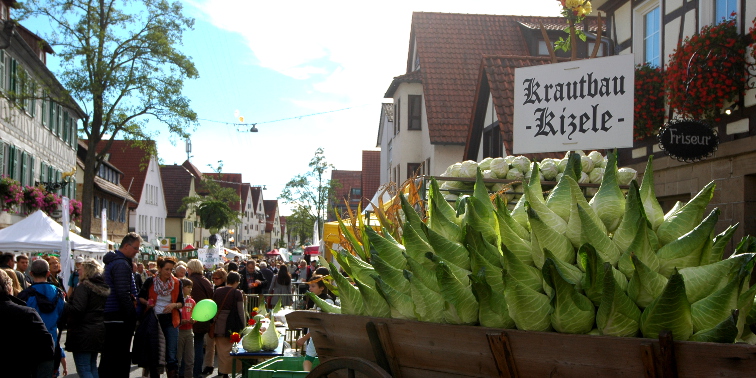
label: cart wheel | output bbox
[307,356,392,378]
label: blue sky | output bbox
[25,0,563,215]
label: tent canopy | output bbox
[0,210,107,253]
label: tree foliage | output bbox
[285,204,316,246]
[18,0,199,237]
[280,147,337,239]
[181,163,241,234]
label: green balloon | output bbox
[192,299,217,322]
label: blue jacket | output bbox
[18,282,65,345]
[103,250,137,318]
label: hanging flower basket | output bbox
[665,16,751,121]
[0,176,24,211]
[634,64,666,140]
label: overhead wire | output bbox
[196,103,369,130]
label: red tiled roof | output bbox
[91,140,155,208]
[240,183,251,210]
[202,172,244,211]
[384,70,423,98]
[251,187,262,211]
[465,55,563,161]
[16,24,54,55]
[160,165,196,218]
[401,12,580,145]
[181,160,203,189]
[263,200,278,232]
[361,150,381,208]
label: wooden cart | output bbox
[287,311,756,378]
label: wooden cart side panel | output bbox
[287,312,756,378]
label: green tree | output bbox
[285,204,316,246]
[251,234,267,252]
[280,147,337,240]
[181,162,241,234]
[19,0,199,238]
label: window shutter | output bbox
[9,58,16,95]
[56,105,62,136]
[49,100,55,130]
[20,151,26,186]
[30,155,35,187]
[62,112,69,142]
[0,51,5,91]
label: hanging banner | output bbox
[513,54,635,154]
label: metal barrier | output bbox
[243,290,308,314]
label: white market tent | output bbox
[0,210,107,253]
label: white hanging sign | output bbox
[513,54,635,154]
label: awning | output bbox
[304,245,320,255]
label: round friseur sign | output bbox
[658,119,719,162]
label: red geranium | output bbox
[666,16,751,121]
[230,332,241,343]
[247,318,256,326]
[634,64,665,140]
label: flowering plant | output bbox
[634,64,666,140]
[0,176,24,211]
[23,185,47,211]
[42,192,62,215]
[230,332,241,343]
[666,16,750,120]
[247,318,256,326]
[555,0,592,52]
[69,199,83,221]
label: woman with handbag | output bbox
[210,271,244,378]
[136,257,184,378]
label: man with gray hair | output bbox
[18,258,66,377]
[0,269,55,377]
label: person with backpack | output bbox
[18,258,66,377]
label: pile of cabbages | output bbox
[439,151,637,202]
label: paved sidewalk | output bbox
[59,331,225,378]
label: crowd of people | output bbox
[0,232,327,378]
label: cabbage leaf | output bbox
[657,209,720,277]
[627,254,668,309]
[639,269,693,341]
[588,149,625,232]
[597,263,641,337]
[639,156,665,231]
[657,181,715,246]
[436,260,479,325]
[543,258,596,334]
[471,268,516,328]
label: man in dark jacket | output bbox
[259,261,275,292]
[99,232,141,378]
[239,260,266,295]
[0,269,55,378]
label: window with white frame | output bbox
[715,0,737,22]
[644,7,661,67]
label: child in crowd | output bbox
[177,278,196,378]
[296,275,337,372]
